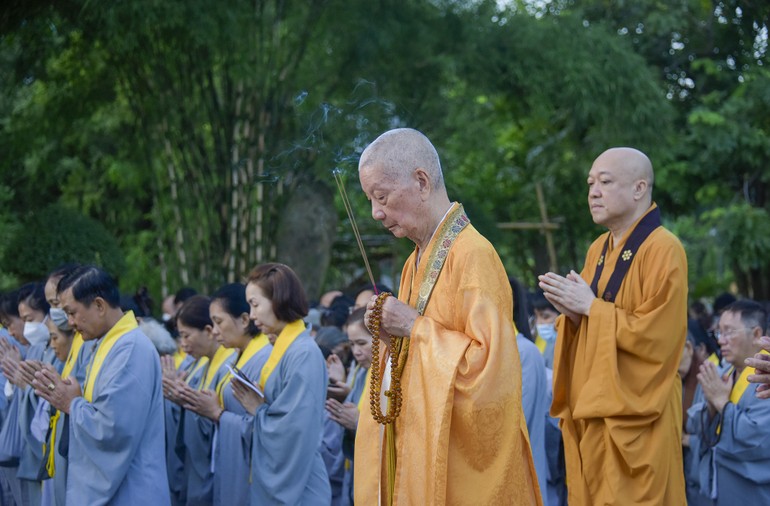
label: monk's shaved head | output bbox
[594,147,654,191]
[587,146,656,234]
[359,128,445,190]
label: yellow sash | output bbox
[258,320,306,390]
[186,357,210,385]
[216,334,270,404]
[173,349,188,369]
[717,350,769,433]
[62,332,84,380]
[45,331,86,477]
[708,352,720,366]
[534,334,547,354]
[83,312,138,402]
[200,346,236,391]
[44,410,61,478]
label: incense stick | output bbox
[333,169,378,295]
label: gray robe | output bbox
[51,337,94,506]
[687,366,770,505]
[250,329,331,505]
[181,352,234,506]
[212,344,271,506]
[18,342,63,506]
[340,365,369,506]
[66,326,170,506]
[165,354,195,506]
[517,334,549,505]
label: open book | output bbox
[226,364,264,398]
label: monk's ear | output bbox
[414,167,431,196]
[633,179,648,200]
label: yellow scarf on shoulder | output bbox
[717,349,770,433]
[83,312,138,402]
[216,334,270,404]
[200,346,236,391]
[258,320,306,391]
[46,331,86,477]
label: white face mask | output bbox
[536,323,557,342]
[23,319,50,346]
[49,307,70,331]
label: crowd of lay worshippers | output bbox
[0,262,768,506]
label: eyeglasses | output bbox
[714,328,751,340]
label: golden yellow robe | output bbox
[551,204,688,505]
[355,203,541,505]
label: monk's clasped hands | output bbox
[538,270,595,326]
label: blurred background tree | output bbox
[0,0,767,304]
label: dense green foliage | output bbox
[2,205,125,281]
[1,0,768,303]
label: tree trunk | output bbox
[273,182,337,300]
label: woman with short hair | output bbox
[233,263,331,505]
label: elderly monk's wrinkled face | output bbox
[359,164,423,242]
[586,156,639,228]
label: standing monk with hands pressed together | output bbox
[539,148,688,505]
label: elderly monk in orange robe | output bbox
[539,147,687,505]
[356,128,541,505]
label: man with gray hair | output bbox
[357,128,541,505]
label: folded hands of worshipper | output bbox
[160,355,188,405]
[177,384,222,421]
[162,376,187,405]
[32,365,81,414]
[746,336,770,399]
[697,361,733,416]
[160,355,186,382]
[326,355,350,402]
[0,340,24,387]
[325,398,359,431]
[18,360,45,389]
[231,378,264,416]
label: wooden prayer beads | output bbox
[367,292,405,425]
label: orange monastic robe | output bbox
[355,202,541,505]
[551,204,688,505]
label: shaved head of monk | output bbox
[586,147,655,240]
